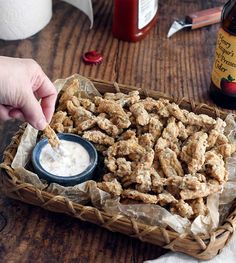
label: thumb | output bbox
[21,93,47,130]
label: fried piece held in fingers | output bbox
[43,125,60,148]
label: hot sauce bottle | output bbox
[112,0,158,42]
[210,0,236,108]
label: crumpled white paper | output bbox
[144,234,236,263]
[62,0,93,28]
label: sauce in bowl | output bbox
[39,140,90,177]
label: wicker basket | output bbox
[1,79,236,260]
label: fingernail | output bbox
[36,117,47,130]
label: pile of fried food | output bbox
[49,79,236,220]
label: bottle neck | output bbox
[222,0,236,35]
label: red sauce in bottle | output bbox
[112,0,158,42]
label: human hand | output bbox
[0,56,57,130]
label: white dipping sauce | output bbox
[39,140,90,177]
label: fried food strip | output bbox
[117,91,140,107]
[122,189,158,204]
[158,148,184,177]
[167,103,187,123]
[162,117,179,141]
[189,198,207,217]
[181,131,208,174]
[130,97,169,118]
[77,118,97,131]
[170,200,194,218]
[121,164,152,192]
[205,151,228,183]
[83,131,114,145]
[150,168,165,194]
[139,133,155,149]
[118,130,136,141]
[183,111,216,128]
[59,79,80,104]
[63,116,73,127]
[116,158,132,177]
[50,111,67,133]
[104,91,140,107]
[78,98,96,113]
[129,102,150,126]
[95,97,131,129]
[67,100,93,119]
[180,181,222,200]
[43,125,60,148]
[166,174,205,191]
[148,114,163,140]
[96,113,121,137]
[102,173,117,182]
[107,138,146,159]
[207,118,226,148]
[157,192,177,206]
[97,179,123,196]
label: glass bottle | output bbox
[210,0,236,109]
[112,0,158,42]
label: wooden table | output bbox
[0,0,226,262]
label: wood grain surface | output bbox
[0,0,226,262]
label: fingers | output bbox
[34,73,57,123]
[21,92,47,130]
[0,104,11,122]
[8,109,25,121]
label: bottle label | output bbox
[138,0,158,30]
[211,28,236,96]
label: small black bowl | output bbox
[32,133,98,186]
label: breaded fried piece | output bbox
[157,192,177,206]
[208,118,226,148]
[158,148,184,177]
[180,181,222,200]
[116,158,132,177]
[184,111,216,128]
[150,168,165,194]
[96,113,121,137]
[166,175,203,191]
[105,157,117,172]
[130,102,150,126]
[63,116,73,127]
[139,133,155,149]
[50,111,67,133]
[205,151,228,183]
[83,130,114,145]
[177,122,198,140]
[117,91,140,107]
[67,100,93,119]
[96,98,131,128]
[162,117,179,142]
[121,164,152,192]
[59,79,80,104]
[78,98,96,112]
[97,179,123,196]
[102,173,117,182]
[181,131,208,174]
[118,130,136,141]
[43,125,60,148]
[148,114,163,140]
[122,189,158,204]
[77,118,97,131]
[189,198,207,217]
[107,138,146,158]
[167,103,187,123]
[171,200,194,218]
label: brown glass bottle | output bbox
[210,0,236,109]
